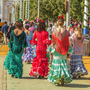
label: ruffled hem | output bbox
[22,54,34,62]
[48,75,72,84]
[22,47,34,62]
[48,59,72,84]
[29,57,49,77]
[70,55,88,77]
[71,68,88,77]
[3,51,23,78]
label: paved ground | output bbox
[0,45,90,90]
[0,56,7,90]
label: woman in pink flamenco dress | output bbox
[29,22,51,78]
[29,21,36,33]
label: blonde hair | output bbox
[75,27,82,40]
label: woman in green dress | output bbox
[3,21,28,78]
[47,15,73,85]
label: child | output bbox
[70,27,88,78]
[22,25,33,63]
[47,15,73,86]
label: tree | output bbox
[17,0,87,22]
[40,0,66,22]
[70,0,84,21]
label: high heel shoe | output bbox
[11,74,14,77]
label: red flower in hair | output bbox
[41,20,44,23]
[62,15,64,19]
[30,21,33,23]
[73,19,75,21]
[58,16,60,18]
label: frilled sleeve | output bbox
[43,32,51,45]
[67,46,73,54]
[30,31,37,45]
[22,32,28,48]
[47,45,55,53]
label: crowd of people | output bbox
[1,15,89,86]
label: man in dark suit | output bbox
[1,22,9,44]
[7,25,15,40]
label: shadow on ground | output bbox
[64,83,90,88]
[72,77,90,80]
[21,77,47,80]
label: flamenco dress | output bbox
[70,33,88,77]
[22,31,34,63]
[29,27,36,58]
[29,31,51,77]
[3,31,28,78]
[48,29,73,85]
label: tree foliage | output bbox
[70,0,84,21]
[16,0,89,22]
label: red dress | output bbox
[29,30,51,77]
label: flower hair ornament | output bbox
[30,21,33,23]
[41,20,44,23]
[58,15,64,19]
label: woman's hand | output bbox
[84,43,87,56]
[7,39,10,43]
[85,51,87,56]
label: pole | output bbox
[38,0,40,18]
[20,0,23,19]
[28,0,30,20]
[66,0,70,29]
[25,0,28,19]
[23,0,24,20]
[15,3,16,21]
[83,0,88,34]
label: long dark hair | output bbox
[37,22,46,32]
[15,21,23,29]
[25,25,29,30]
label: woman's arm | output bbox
[84,43,87,56]
[8,27,10,32]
